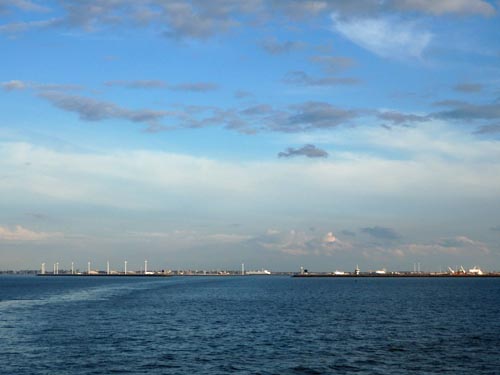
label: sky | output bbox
[1,0,500,272]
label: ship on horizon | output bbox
[245,269,271,275]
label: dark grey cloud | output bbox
[310,55,356,73]
[453,83,483,93]
[378,111,429,125]
[361,226,400,240]
[284,71,359,87]
[261,38,303,54]
[38,91,169,129]
[278,144,329,158]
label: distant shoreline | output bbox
[29,273,500,278]
[292,273,500,278]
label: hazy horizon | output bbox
[1,0,500,272]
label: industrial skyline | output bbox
[1,0,500,271]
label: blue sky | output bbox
[1,0,500,272]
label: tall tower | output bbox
[242,263,245,275]
[107,260,110,275]
[144,260,148,274]
[71,262,74,275]
[41,262,45,275]
[124,260,127,274]
[87,261,91,274]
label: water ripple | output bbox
[0,276,499,374]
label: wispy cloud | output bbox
[391,0,495,16]
[331,13,432,59]
[1,79,82,92]
[433,100,500,121]
[0,225,62,241]
[283,101,361,131]
[309,55,356,73]
[260,38,304,54]
[474,124,500,135]
[37,91,169,130]
[170,82,219,92]
[105,80,168,89]
[234,90,252,99]
[402,236,490,255]
[283,71,359,87]
[378,111,429,126]
[1,79,27,90]
[361,226,401,240]
[104,80,218,92]
[0,18,58,35]
[1,0,494,40]
[0,0,51,12]
[453,83,483,93]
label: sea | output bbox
[1,275,499,374]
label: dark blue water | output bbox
[1,276,499,374]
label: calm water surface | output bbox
[1,276,499,374]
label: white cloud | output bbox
[1,131,500,213]
[0,225,62,241]
[252,229,350,257]
[331,13,432,59]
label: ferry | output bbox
[246,269,271,275]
